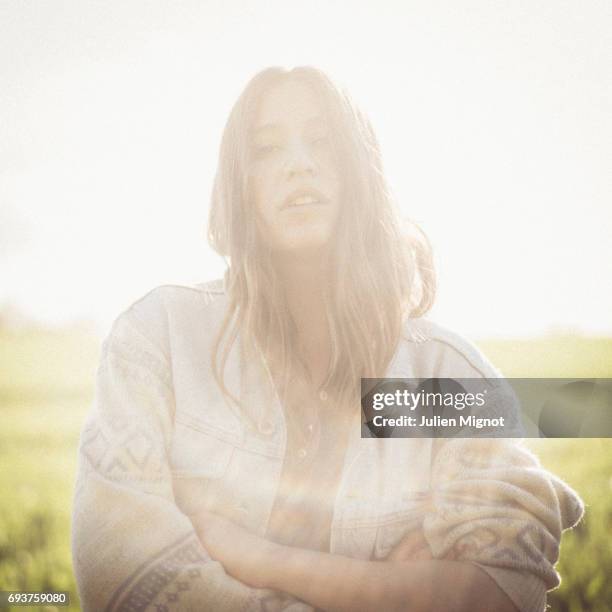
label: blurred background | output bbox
[1,1,610,610]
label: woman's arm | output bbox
[193,510,518,612]
[267,544,518,612]
[191,445,583,612]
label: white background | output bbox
[1,0,610,337]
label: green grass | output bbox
[527,438,612,611]
[0,329,611,610]
[0,328,98,611]
[477,335,612,378]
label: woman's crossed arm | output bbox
[192,510,518,612]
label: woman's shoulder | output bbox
[122,278,226,322]
[399,317,503,379]
[128,278,225,313]
[106,279,228,355]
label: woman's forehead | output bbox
[252,79,326,133]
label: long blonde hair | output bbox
[207,66,435,430]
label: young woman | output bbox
[72,66,584,612]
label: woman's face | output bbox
[247,78,342,256]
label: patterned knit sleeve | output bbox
[72,306,313,612]
[422,436,584,612]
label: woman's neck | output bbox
[275,253,330,327]
[273,251,333,389]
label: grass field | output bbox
[0,328,611,611]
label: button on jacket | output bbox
[72,279,584,612]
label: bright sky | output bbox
[1,0,611,338]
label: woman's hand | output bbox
[190,509,278,589]
[385,528,437,562]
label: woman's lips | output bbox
[281,188,329,210]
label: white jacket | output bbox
[72,279,584,612]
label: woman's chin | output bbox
[273,234,334,261]
[268,224,333,254]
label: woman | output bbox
[72,67,583,612]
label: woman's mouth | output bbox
[281,189,329,210]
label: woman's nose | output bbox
[285,141,316,177]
